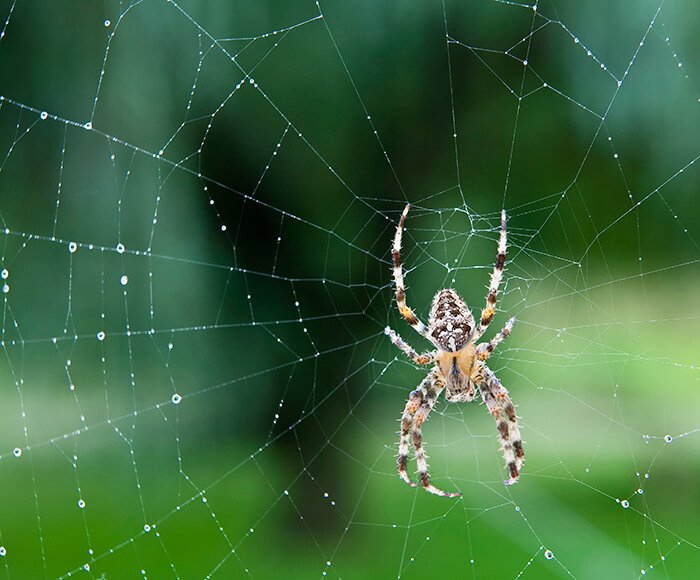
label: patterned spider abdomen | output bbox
[428,289,475,352]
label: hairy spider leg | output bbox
[392,204,431,339]
[397,378,429,487]
[477,363,524,485]
[384,326,435,365]
[476,317,515,361]
[473,210,507,342]
[397,371,459,497]
[411,375,460,497]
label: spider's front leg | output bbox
[397,385,424,488]
[397,370,459,498]
[474,363,524,485]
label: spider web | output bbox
[0,0,699,577]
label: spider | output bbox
[385,204,523,498]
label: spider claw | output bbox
[423,483,461,498]
[398,470,418,487]
[504,476,520,486]
[418,473,461,497]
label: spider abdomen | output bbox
[429,289,475,352]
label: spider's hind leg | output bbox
[473,210,508,342]
[392,204,431,339]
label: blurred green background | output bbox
[0,0,699,578]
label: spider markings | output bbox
[385,204,523,497]
[429,288,474,352]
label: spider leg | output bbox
[398,384,425,488]
[385,326,435,365]
[392,204,430,339]
[473,210,507,342]
[410,373,460,498]
[476,317,515,361]
[475,363,524,485]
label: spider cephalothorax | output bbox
[385,204,523,497]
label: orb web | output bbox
[0,0,698,578]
